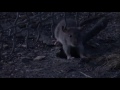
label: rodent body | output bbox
[54,17,108,60]
[54,18,86,60]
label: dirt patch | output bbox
[0,12,120,78]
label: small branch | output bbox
[51,12,54,38]
[64,12,67,28]
[75,12,78,27]
[35,23,41,43]
[26,68,43,72]
[24,12,32,49]
[10,12,19,54]
[4,13,61,31]
[25,23,29,49]
[35,12,42,43]
[0,24,4,60]
[80,71,92,78]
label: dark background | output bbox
[0,12,120,78]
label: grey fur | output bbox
[54,18,85,60]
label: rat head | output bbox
[62,26,82,47]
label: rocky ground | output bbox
[0,12,120,78]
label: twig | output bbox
[75,12,78,27]
[25,23,29,49]
[35,23,41,43]
[0,24,4,50]
[80,71,92,78]
[4,13,61,31]
[0,24,4,60]
[10,12,19,54]
[64,12,67,28]
[26,68,43,72]
[51,12,54,38]
[35,12,42,44]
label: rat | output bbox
[54,19,86,60]
[54,16,108,60]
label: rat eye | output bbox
[69,35,72,38]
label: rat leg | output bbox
[52,40,60,46]
[78,43,87,59]
[63,44,74,60]
[54,40,59,45]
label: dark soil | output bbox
[0,12,120,78]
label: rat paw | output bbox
[67,56,75,60]
[80,55,88,59]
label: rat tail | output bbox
[83,16,110,44]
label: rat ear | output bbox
[62,26,67,32]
